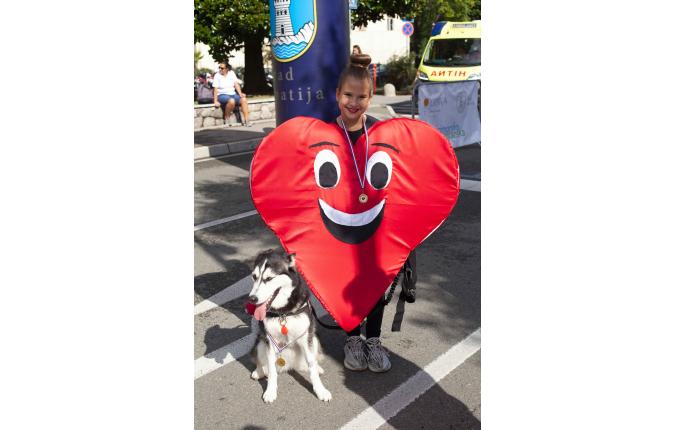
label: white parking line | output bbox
[340,328,481,430]
[460,179,481,192]
[194,210,258,231]
[194,276,253,316]
[194,328,258,379]
[194,150,255,164]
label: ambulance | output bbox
[417,20,481,82]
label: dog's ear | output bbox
[287,253,296,269]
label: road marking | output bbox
[194,210,258,231]
[460,179,481,192]
[195,327,258,379]
[194,150,255,164]
[340,328,481,430]
[194,276,253,315]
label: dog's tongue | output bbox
[253,302,268,321]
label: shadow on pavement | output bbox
[193,228,248,296]
[194,126,276,148]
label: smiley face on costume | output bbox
[312,139,398,244]
[250,116,460,332]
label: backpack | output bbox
[400,250,417,303]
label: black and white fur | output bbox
[249,249,331,403]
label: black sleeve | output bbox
[365,114,379,128]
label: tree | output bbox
[408,0,479,59]
[350,0,417,27]
[194,49,203,75]
[469,0,481,20]
[194,0,270,94]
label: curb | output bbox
[194,137,263,160]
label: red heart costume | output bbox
[250,116,460,331]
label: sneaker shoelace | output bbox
[346,337,365,362]
[365,338,388,366]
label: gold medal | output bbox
[276,357,286,367]
[359,193,368,203]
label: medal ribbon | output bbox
[338,116,369,191]
[266,329,308,355]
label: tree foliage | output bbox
[408,0,480,59]
[194,49,203,75]
[350,0,417,27]
[194,0,269,62]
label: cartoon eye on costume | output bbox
[314,149,341,189]
[366,151,393,189]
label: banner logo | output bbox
[270,0,317,62]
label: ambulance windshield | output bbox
[423,38,480,67]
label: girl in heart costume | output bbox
[335,54,415,373]
[249,56,460,376]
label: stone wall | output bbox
[194,98,275,130]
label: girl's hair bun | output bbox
[349,53,372,68]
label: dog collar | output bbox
[265,301,310,318]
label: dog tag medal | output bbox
[276,357,286,367]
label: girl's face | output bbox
[336,76,372,126]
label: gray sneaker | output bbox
[365,337,391,372]
[344,336,367,371]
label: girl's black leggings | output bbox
[346,296,386,339]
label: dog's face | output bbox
[248,250,296,320]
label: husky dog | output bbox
[248,249,331,403]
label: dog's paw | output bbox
[262,389,277,403]
[315,386,332,402]
[251,369,264,380]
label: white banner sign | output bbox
[418,81,480,148]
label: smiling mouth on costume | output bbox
[318,198,385,244]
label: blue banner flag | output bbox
[269,0,350,125]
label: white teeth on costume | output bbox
[319,198,385,227]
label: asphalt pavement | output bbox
[194,96,481,429]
